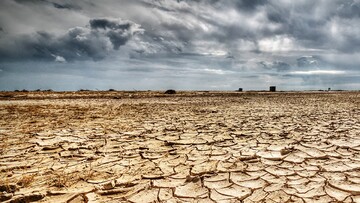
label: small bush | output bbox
[164,89,176,94]
[17,174,35,187]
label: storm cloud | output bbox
[0,17,143,62]
[0,0,359,90]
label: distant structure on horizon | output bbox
[238,88,243,92]
[270,86,276,92]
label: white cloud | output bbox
[51,54,66,63]
[290,70,346,75]
[259,35,298,52]
[203,68,226,75]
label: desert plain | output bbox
[0,91,360,203]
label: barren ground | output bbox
[0,91,360,203]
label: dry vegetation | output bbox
[0,91,360,202]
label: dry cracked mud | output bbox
[0,91,360,203]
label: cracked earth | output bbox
[0,91,360,203]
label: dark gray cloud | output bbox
[336,1,360,18]
[4,0,360,57]
[260,61,291,72]
[14,0,81,10]
[14,0,46,4]
[0,0,359,90]
[52,2,79,10]
[89,18,141,50]
[297,56,320,68]
[234,0,267,10]
[134,0,360,56]
[0,18,143,62]
[90,19,132,30]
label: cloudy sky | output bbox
[0,0,359,91]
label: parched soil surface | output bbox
[0,91,360,203]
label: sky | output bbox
[0,0,360,91]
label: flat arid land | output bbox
[0,91,360,203]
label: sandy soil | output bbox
[0,91,360,203]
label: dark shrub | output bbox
[164,89,176,94]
